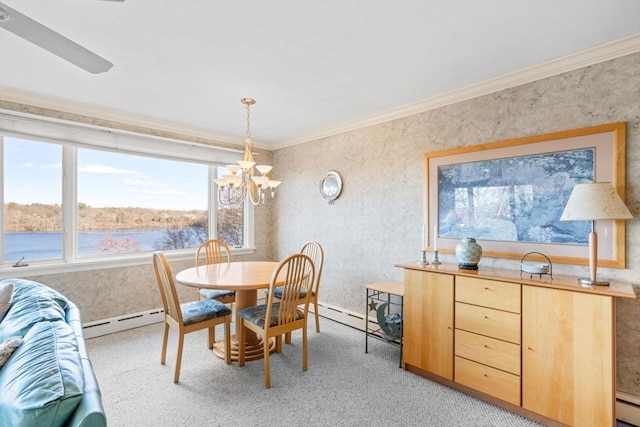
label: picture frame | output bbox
[424,122,627,268]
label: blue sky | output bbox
[4,138,208,210]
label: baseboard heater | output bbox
[617,391,640,426]
[81,300,366,339]
[82,299,638,426]
[83,308,165,339]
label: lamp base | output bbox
[577,277,610,287]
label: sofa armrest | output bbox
[65,358,107,427]
[65,302,106,427]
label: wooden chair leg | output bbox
[174,334,185,383]
[264,335,271,389]
[224,318,231,365]
[302,324,308,372]
[275,335,283,353]
[238,320,245,367]
[161,323,169,364]
[314,298,320,333]
[208,327,214,349]
[285,331,292,345]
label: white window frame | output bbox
[0,112,255,278]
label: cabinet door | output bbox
[404,270,454,380]
[522,285,615,427]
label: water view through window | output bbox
[76,148,208,257]
[3,139,63,262]
[2,137,215,263]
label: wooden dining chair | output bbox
[238,253,315,388]
[268,241,324,343]
[298,241,324,333]
[152,251,231,383]
[196,239,235,306]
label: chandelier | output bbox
[214,98,281,206]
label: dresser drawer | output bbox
[455,356,521,406]
[455,302,521,344]
[456,276,521,313]
[455,329,521,375]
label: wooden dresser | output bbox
[395,262,636,427]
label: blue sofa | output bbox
[0,279,106,427]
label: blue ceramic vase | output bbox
[455,237,482,270]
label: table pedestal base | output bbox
[213,335,275,362]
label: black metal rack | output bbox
[364,281,404,368]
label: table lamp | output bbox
[560,181,633,286]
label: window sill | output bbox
[0,247,256,279]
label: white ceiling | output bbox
[0,1,639,149]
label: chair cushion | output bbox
[0,320,83,427]
[267,286,310,299]
[181,299,231,326]
[198,289,235,300]
[238,303,304,328]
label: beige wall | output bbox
[2,53,638,395]
[272,53,640,395]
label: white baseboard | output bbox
[82,300,638,426]
[83,308,165,339]
[617,392,640,426]
[314,300,366,331]
[81,300,367,339]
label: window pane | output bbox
[3,138,63,263]
[216,166,244,247]
[77,149,207,256]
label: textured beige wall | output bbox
[272,53,640,395]
[2,53,638,396]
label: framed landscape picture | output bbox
[424,122,627,268]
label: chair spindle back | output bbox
[153,251,183,325]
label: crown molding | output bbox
[0,87,273,150]
[272,33,640,150]
[1,34,638,151]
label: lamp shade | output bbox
[560,182,633,221]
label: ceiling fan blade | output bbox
[0,2,113,74]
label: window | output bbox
[0,120,251,272]
[77,148,208,256]
[2,138,63,263]
[215,166,244,248]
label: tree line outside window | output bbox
[1,136,245,265]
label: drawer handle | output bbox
[483,373,489,377]
[484,315,489,319]
[484,287,490,290]
[483,344,489,349]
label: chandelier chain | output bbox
[245,101,251,140]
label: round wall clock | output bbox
[320,170,342,204]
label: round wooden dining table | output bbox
[175,261,282,362]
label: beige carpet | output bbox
[85,317,555,427]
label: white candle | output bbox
[433,224,438,251]
[421,224,426,250]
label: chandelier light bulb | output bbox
[256,165,273,175]
[237,160,256,170]
[226,164,241,174]
[214,178,228,187]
